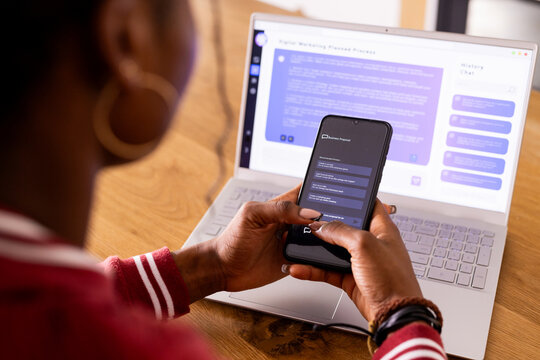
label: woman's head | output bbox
[1,0,195,163]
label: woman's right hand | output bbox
[287,199,422,322]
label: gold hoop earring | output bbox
[93,62,179,160]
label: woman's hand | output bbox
[287,199,422,322]
[172,185,321,302]
[214,185,321,292]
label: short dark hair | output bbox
[0,2,102,121]
[0,0,172,122]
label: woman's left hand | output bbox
[214,185,320,292]
[173,185,395,303]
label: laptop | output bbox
[183,13,537,359]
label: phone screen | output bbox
[284,115,392,271]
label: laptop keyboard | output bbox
[390,214,493,290]
[202,186,492,290]
[201,187,281,237]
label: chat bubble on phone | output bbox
[441,170,502,190]
[313,171,369,187]
[446,131,509,155]
[450,115,511,134]
[444,151,505,174]
[321,213,364,228]
[316,160,372,176]
[452,95,515,117]
[310,182,366,199]
[307,192,364,210]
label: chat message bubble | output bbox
[441,170,502,190]
[307,192,364,210]
[444,151,505,175]
[317,160,372,177]
[321,212,364,228]
[446,131,508,155]
[450,115,511,134]
[313,171,369,187]
[265,49,443,165]
[452,95,515,117]
[311,182,367,199]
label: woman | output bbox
[0,0,446,359]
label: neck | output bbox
[0,61,102,246]
[0,148,98,246]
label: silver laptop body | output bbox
[183,13,537,359]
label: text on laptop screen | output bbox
[239,20,535,213]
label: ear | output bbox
[92,0,168,152]
[90,0,194,162]
[95,0,155,89]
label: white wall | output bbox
[467,0,540,89]
[257,0,402,27]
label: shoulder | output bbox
[0,257,215,360]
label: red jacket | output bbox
[0,209,446,359]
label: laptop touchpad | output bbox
[229,276,342,320]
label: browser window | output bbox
[239,20,535,213]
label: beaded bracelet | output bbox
[367,297,443,354]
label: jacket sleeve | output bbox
[101,247,191,320]
[372,322,447,360]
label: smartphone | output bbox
[284,115,392,272]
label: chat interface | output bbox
[298,118,389,229]
[241,20,535,213]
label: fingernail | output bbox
[299,208,322,220]
[389,205,397,214]
[312,212,324,221]
[281,264,290,275]
[308,221,324,231]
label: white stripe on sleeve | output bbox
[133,255,162,320]
[145,252,175,319]
[394,349,446,360]
[379,338,446,360]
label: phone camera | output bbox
[354,120,359,125]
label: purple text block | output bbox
[446,131,508,155]
[317,160,372,176]
[452,95,515,117]
[313,171,369,187]
[265,49,443,165]
[444,151,505,175]
[450,115,511,134]
[311,182,366,199]
[307,192,364,210]
[441,170,502,190]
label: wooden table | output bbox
[87,0,540,358]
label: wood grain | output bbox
[86,0,540,358]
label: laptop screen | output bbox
[239,18,536,213]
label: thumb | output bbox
[240,200,321,226]
[308,220,370,255]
